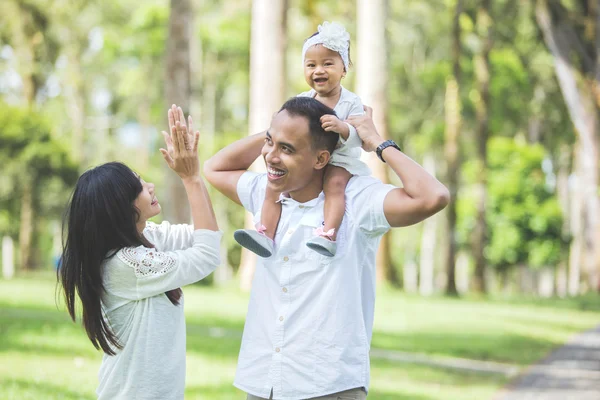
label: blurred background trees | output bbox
[1,0,598,297]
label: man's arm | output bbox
[203,131,265,205]
[346,107,450,228]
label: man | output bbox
[204,97,449,400]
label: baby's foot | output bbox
[306,227,337,257]
[234,225,274,258]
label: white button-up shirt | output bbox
[234,172,394,400]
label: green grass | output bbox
[1,275,599,400]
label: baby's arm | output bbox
[341,98,366,149]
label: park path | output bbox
[197,323,600,399]
[495,324,600,400]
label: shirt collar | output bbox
[277,192,325,208]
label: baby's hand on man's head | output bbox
[320,115,349,140]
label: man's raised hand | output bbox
[345,106,385,152]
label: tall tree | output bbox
[164,0,192,224]
[444,0,463,296]
[472,0,492,293]
[3,0,58,269]
[535,0,600,293]
[356,0,395,284]
[238,0,287,291]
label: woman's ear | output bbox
[314,149,331,170]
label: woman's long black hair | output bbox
[59,162,182,355]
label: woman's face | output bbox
[134,178,161,225]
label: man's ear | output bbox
[314,149,331,170]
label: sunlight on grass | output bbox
[1,275,599,400]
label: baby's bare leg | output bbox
[322,165,352,241]
[260,186,282,240]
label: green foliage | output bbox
[0,102,78,235]
[458,137,567,270]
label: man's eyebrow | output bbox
[279,140,296,151]
[266,131,296,151]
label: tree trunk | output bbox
[18,180,34,270]
[419,154,437,296]
[9,0,41,272]
[137,95,151,172]
[238,0,288,291]
[356,0,394,284]
[536,0,600,294]
[444,0,463,296]
[556,143,571,297]
[472,0,492,294]
[2,236,15,279]
[164,0,192,224]
[64,41,87,165]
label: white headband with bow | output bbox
[302,21,350,70]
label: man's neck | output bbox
[288,177,324,204]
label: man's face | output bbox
[262,110,328,195]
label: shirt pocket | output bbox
[298,211,334,267]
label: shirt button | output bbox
[287,229,293,234]
[283,256,289,262]
[282,287,288,293]
[299,205,304,209]
[275,347,281,353]
[279,316,284,321]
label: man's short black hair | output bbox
[278,97,339,154]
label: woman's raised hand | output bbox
[160,105,200,180]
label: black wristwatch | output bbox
[376,140,401,163]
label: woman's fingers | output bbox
[160,148,174,168]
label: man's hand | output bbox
[162,104,195,153]
[346,106,385,152]
[320,114,349,140]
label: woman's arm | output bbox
[160,105,218,231]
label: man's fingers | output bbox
[172,124,182,156]
[364,105,373,118]
[168,107,175,131]
[179,123,190,150]
[178,107,186,129]
[193,131,200,153]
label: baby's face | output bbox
[303,45,346,97]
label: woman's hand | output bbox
[160,105,200,180]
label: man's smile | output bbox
[267,166,287,180]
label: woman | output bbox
[59,106,221,399]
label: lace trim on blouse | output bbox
[143,222,160,232]
[117,246,176,278]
